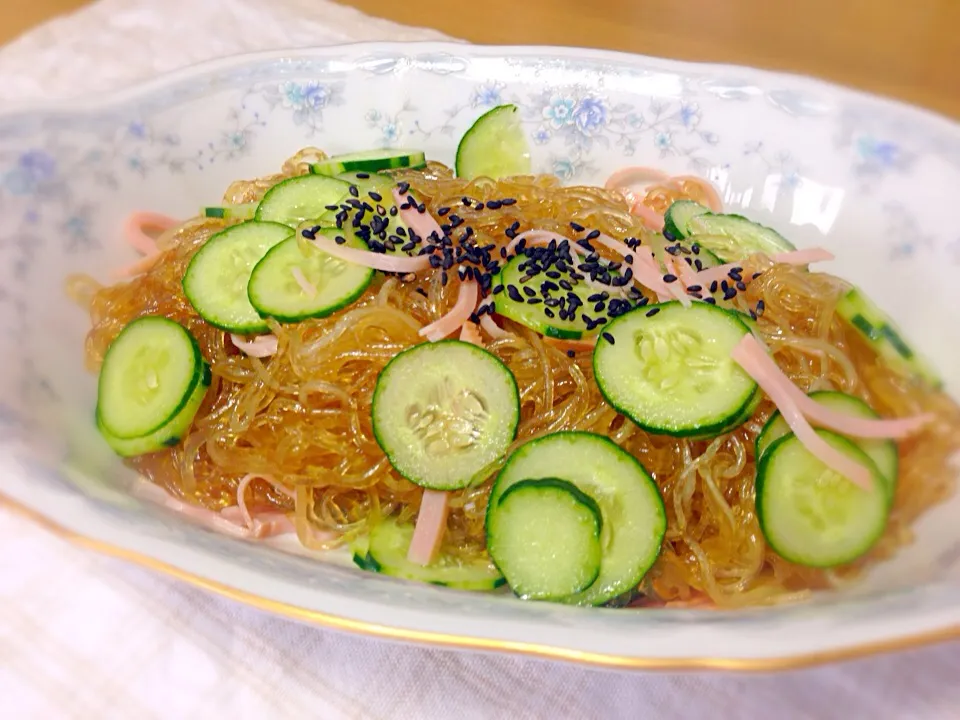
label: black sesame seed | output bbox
[752,272,762,280]
[559,280,573,291]
[736,281,747,292]
[523,286,536,297]
[334,235,347,245]
[686,284,702,292]
[544,308,555,318]
[694,259,704,271]
[301,228,316,240]
[665,245,681,256]
[756,300,766,315]
[624,254,634,265]
[646,307,660,317]
[545,270,562,279]
[594,301,606,312]
[389,206,399,217]
[570,222,585,232]
[541,281,559,293]
[637,296,650,307]
[728,269,742,282]
[723,287,737,301]
[750,310,758,320]
[368,191,383,202]
[691,243,701,255]
[507,285,522,302]
[501,198,517,206]
[401,241,416,252]
[437,207,451,216]
[721,280,730,293]
[429,254,441,268]
[663,274,678,283]
[493,284,504,295]
[585,229,600,241]
[324,204,339,211]
[396,181,410,194]
[527,297,543,305]
[376,204,386,216]
[486,200,502,210]
[602,332,615,345]
[462,197,472,206]
[348,185,359,197]
[587,292,609,302]
[566,349,576,358]
[441,271,448,286]
[415,287,428,297]
[709,280,719,293]
[662,230,676,241]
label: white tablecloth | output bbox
[1,2,958,717]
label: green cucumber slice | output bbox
[594,302,757,437]
[371,340,520,490]
[487,477,602,600]
[310,149,426,176]
[97,317,205,439]
[488,431,665,606]
[836,287,941,388]
[97,363,211,457]
[493,247,615,340]
[202,203,257,220]
[182,221,293,333]
[247,230,374,323]
[757,429,889,568]
[756,390,898,502]
[455,104,532,180]
[662,200,710,239]
[360,517,504,590]
[255,174,353,227]
[684,213,796,262]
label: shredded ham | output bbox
[479,312,509,339]
[543,336,597,352]
[736,334,933,439]
[731,335,873,490]
[229,334,279,358]
[291,267,317,297]
[695,247,836,286]
[131,478,296,539]
[407,489,451,565]
[392,189,446,245]
[629,200,666,231]
[310,231,433,274]
[594,233,686,304]
[459,320,484,346]
[670,175,723,212]
[419,279,479,342]
[124,211,179,256]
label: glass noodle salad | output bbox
[68,104,960,608]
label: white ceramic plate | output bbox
[1,43,959,671]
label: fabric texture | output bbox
[1,1,958,717]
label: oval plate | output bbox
[1,43,959,670]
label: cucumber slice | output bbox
[310,149,426,176]
[97,363,211,457]
[255,175,353,227]
[360,517,504,590]
[837,287,941,388]
[202,203,257,220]
[756,390,898,501]
[455,104,532,180]
[757,429,889,568]
[182,221,293,333]
[96,317,207,441]
[487,477,602,600]
[663,200,710,239]
[247,230,374,323]
[594,302,757,437]
[684,214,796,262]
[371,340,520,490]
[488,432,666,606]
[493,247,614,340]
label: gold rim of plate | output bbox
[3,490,957,672]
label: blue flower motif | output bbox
[382,122,400,144]
[857,137,900,167]
[533,126,551,145]
[365,109,381,124]
[472,83,502,108]
[678,102,701,129]
[572,97,608,136]
[128,122,148,139]
[626,113,644,129]
[65,215,88,238]
[552,158,576,181]
[542,96,575,129]
[654,132,673,152]
[3,150,57,195]
[280,82,330,111]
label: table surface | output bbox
[2,0,958,119]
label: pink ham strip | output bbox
[604,166,678,194]
[419,279,479,342]
[731,336,873,490]
[407,489,451,565]
[235,473,296,529]
[479,311,509,339]
[594,233,686,304]
[124,211,180,256]
[291,267,317,297]
[311,232,433,273]
[670,175,723,212]
[736,334,933,439]
[131,478,295,539]
[696,247,836,286]
[392,189,446,245]
[629,200,666,231]
[230,334,279,358]
[506,230,584,257]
